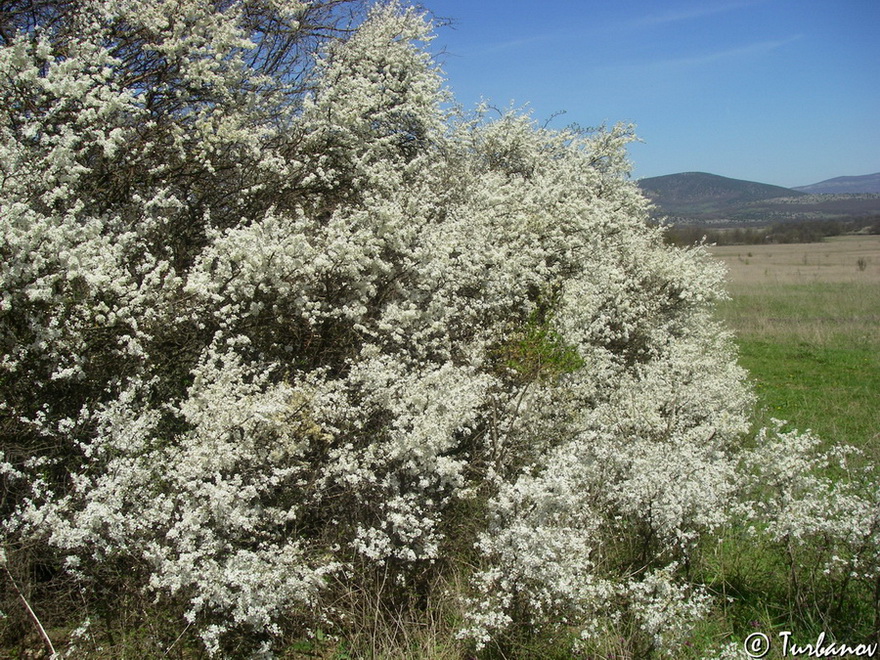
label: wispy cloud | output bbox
[472,33,555,56]
[634,0,765,27]
[645,35,803,69]
[600,35,803,74]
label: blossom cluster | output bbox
[738,422,880,617]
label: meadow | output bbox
[700,235,880,656]
[710,235,879,458]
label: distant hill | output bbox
[637,171,880,226]
[637,172,803,219]
[793,173,880,194]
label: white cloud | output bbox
[473,33,554,56]
[598,35,803,74]
[635,0,765,28]
[646,35,803,69]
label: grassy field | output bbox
[710,235,880,459]
[698,235,880,656]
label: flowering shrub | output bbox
[738,422,880,627]
[4,1,871,657]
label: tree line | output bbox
[664,216,880,246]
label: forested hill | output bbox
[638,171,880,226]
[637,172,804,219]
[793,172,880,194]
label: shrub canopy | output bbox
[1,0,764,655]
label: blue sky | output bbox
[423,0,880,188]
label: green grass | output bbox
[701,272,880,656]
[716,282,880,457]
[735,341,880,456]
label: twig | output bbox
[2,553,56,657]
[164,621,192,656]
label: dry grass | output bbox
[709,234,880,287]
[708,233,880,458]
[709,235,880,346]
[713,281,880,347]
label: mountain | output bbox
[637,172,803,219]
[637,172,880,226]
[793,173,880,194]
